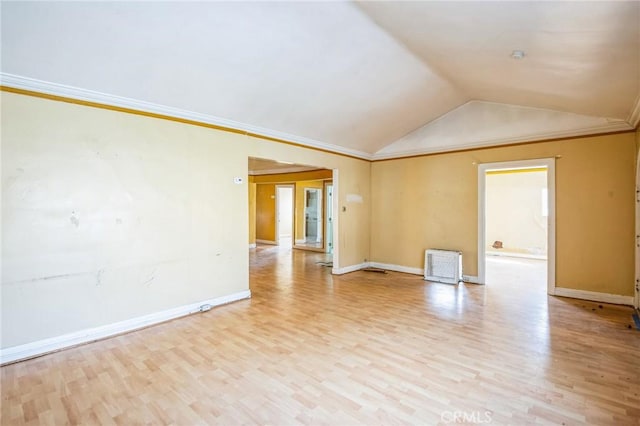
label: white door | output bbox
[276,185,293,246]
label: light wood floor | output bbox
[2,247,639,425]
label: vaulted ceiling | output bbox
[2,1,639,160]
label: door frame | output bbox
[275,184,294,245]
[635,151,640,309]
[303,187,323,243]
[324,180,334,254]
[478,158,556,295]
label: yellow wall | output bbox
[255,184,276,242]
[1,91,371,349]
[4,87,634,353]
[371,132,636,296]
[249,171,332,245]
[248,178,256,245]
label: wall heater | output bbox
[424,249,462,284]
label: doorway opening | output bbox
[276,185,294,247]
[248,157,339,270]
[478,159,556,295]
[303,188,322,245]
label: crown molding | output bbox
[371,121,635,161]
[1,73,635,162]
[0,73,373,161]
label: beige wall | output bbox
[486,170,547,256]
[1,92,371,349]
[3,88,633,353]
[371,132,635,296]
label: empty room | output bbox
[1,1,639,425]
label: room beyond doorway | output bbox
[248,157,337,258]
[478,159,556,294]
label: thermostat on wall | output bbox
[233,177,243,184]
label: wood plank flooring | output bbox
[2,247,639,425]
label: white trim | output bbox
[486,251,547,260]
[295,239,307,244]
[331,169,340,271]
[332,262,369,275]
[324,181,334,254]
[0,290,251,365]
[628,93,640,128]
[636,152,640,310]
[478,158,556,293]
[372,121,633,160]
[302,187,323,243]
[0,73,372,160]
[249,243,257,249]
[369,262,422,276]
[636,151,640,310]
[4,73,634,163]
[330,261,482,283]
[461,275,481,284]
[256,239,277,245]
[554,288,633,306]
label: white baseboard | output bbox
[336,262,482,285]
[256,239,277,245]
[553,287,633,306]
[487,252,547,260]
[462,275,481,284]
[369,262,423,276]
[332,262,370,275]
[0,290,251,365]
[368,262,482,285]
[295,239,323,244]
[248,243,257,249]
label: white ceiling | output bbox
[1,1,638,160]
